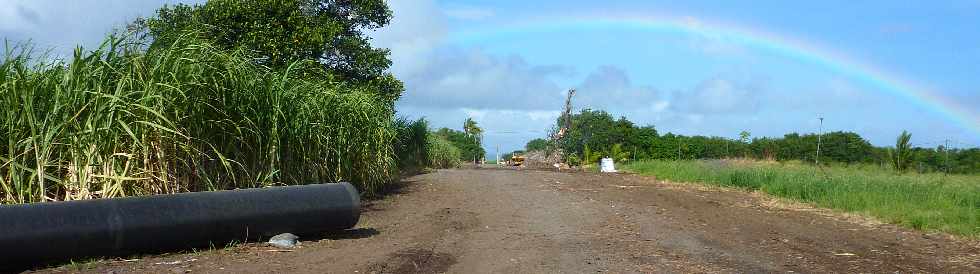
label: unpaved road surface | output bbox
[36,167,980,273]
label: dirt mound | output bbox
[521,150,562,168]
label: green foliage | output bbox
[623,160,980,237]
[142,0,402,103]
[739,130,751,143]
[463,118,483,140]
[890,131,913,172]
[566,153,582,166]
[433,127,485,163]
[549,109,980,174]
[525,138,550,152]
[582,145,601,165]
[394,117,429,173]
[0,35,398,204]
[608,143,630,163]
[426,134,461,169]
[749,131,873,163]
[557,109,654,160]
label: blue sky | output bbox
[2,0,979,157]
[374,0,980,157]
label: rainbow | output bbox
[450,14,980,138]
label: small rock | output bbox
[268,233,300,249]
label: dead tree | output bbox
[551,89,575,163]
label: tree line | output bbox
[431,117,487,163]
[523,109,980,174]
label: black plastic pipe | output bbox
[0,183,360,268]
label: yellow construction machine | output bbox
[510,155,526,166]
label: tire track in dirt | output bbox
[366,207,479,274]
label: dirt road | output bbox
[39,167,979,273]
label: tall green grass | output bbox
[394,117,429,174]
[623,160,980,237]
[0,35,398,204]
[427,134,462,169]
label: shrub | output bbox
[427,134,462,169]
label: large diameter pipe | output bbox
[0,182,360,267]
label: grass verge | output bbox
[622,159,980,237]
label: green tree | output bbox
[525,138,550,152]
[463,118,483,140]
[462,118,484,161]
[739,130,751,143]
[819,131,874,164]
[557,109,648,158]
[738,130,752,157]
[954,148,980,173]
[890,131,913,172]
[434,128,485,163]
[142,0,402,102]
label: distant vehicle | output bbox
[510,155,526,166]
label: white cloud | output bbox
[0,0,202,56]
[370,0,448,78]
[374,1,572,111]
[575,66,661,111]
[672,76,765,114]
[527,110,562,121]
[397,47,570,110]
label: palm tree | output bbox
[739,130,751,158]
[463,118,484,163]
[889,130,913,172]
[463,118,483,140]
